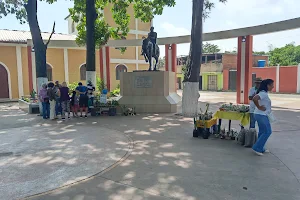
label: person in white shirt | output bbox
[248,77,262,128]
[252,79,274,156]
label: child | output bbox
[70,91,79,117]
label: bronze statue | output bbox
[141,27,160,71]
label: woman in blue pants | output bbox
[252,79,274,156]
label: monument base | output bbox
[118,71,180,113]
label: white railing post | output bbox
[276,64,280,92]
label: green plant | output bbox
[30,89,36,99]
[68,82,78,94]
[96,76,106,92]
[110,84,120,97]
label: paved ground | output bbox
[0,104,130,200]
[1,91,300,200]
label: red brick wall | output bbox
[253,55,269,67]
[252,67,277,92]
[279,66,297,93]
[223,69,229,90]
[222,54,268,70]
[222,54,237,70]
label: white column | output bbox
[297,63,300,93]
[240,41,246,104]
[31,51,37,92]
[102,47,107,85]
[276,64,280,92]
[63,48,69,83]
[168,47,172,71]
[16,46,24,98]
[135,18,139,70]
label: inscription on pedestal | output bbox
[134,76,153,88]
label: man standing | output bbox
[148,27,157,55]
[249,77,262,128]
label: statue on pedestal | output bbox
[141,26,160,71]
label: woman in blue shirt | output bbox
[76,82,88,118]
[252,79,274,156]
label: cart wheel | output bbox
[193,129,198,137]
[202,129,210,139]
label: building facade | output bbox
[176,53,269,91]
[0,4,151,100]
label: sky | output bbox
[1,0,300,57]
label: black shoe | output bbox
[80,115,83,118]
[84,115,87,118]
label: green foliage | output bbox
[68,82,78,94]
[110,84,120,97]
[96,76,106,92]
[253,51,268,56]
[69,0,176,49]
[182,65,188,81]
[202,42,220,54]
[269,43,300,66]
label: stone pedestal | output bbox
[117,71,180,113]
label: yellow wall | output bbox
[138,19,151,31]
[46,48,64,82]
[68,49,86,84]
[0,46,18,99]
[104,4,136,30]
[109,33,136,60]
[21,47,29,96]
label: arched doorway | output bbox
[80,64,86,80]
[0,64,9,98]
[115,64,127,80]
[46,64,53,81]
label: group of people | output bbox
[248,77,274,156]
[38,81,95,120]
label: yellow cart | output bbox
[193,117,217,139]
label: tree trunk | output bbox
[25,0,48,94]
[86,0,97,85]
[182,0,204,117]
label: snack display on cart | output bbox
[219,103,249,113]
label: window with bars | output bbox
[80,64,86,80]
[115,64,127,80]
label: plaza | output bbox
[0,91,299,200]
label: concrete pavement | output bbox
[1,91,300,200]
[0,104,131,200]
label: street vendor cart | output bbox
[214,103,250,133]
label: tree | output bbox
[0,0,56,91]
[157,57,165,70]
[253,51,268,55]
[269,43,300,66]
[69,0,176,85]
[182,0,227,117]
[202,42,220,54]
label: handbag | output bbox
[244,128,257,148]
[267,112,276,123]
[237,128,246,145]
